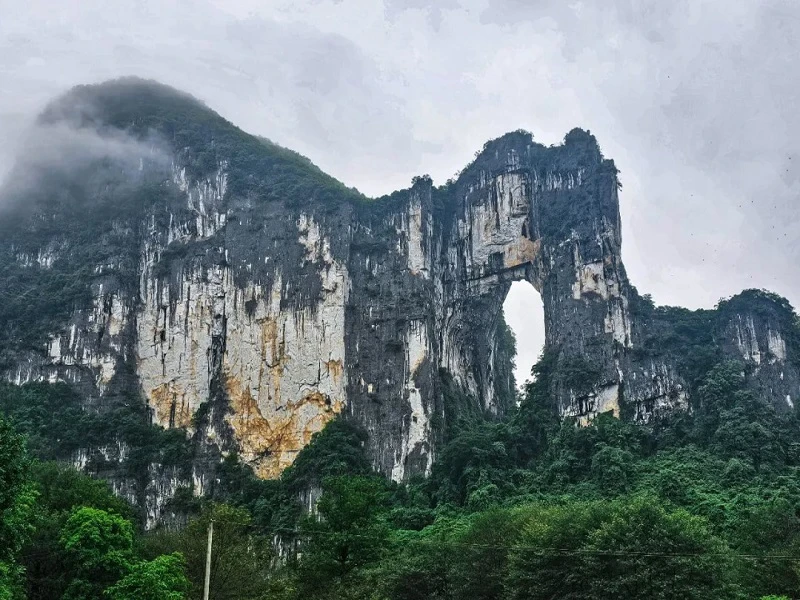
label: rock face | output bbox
[1,80,798,505]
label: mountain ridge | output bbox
[0,79,798,528]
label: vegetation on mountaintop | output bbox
[38,78,363,204]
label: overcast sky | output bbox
[2,0,799,383]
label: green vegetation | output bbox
[43,78,363,204]
[505,498,733,600]
[0,382,193,517]
[105,553,190,600]
[4,347,800,598]
[241,354,799,599]
[59,507,136,599]
[0,414,188,600]
[0,416,35,599]
[139,504,274,600]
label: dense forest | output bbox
[2,344,800,599]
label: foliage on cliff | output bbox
[243,354,799,599]
[0,382,193,517]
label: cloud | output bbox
[0,115,168,216]
[19,123,160,174]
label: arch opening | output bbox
[502,280,545,388]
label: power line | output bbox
[206,517,800,562]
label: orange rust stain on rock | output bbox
[505,237,540,269]
[223,375,343,480]
[325,359,344,384]
[256,316,285,403]
[148,383,193,429]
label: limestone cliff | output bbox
[1,80,798,521]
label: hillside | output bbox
[1,79,799,599]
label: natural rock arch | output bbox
[3,82,797,495]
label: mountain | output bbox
[1,78,798,527]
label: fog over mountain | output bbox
[2,0,798,383]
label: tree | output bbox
[29,461,134,518]
[59,507,134,599]
[725,495,800,599]
[450,508,527,600]
[580,498,734,599]
[0,416,36,598]
[378,518,466,600]
[0,562,22,600]
[174,504,274,600]
[590,443,634,494]
[297,476,390,597]
[22,462,134,600]
[506,501,607,600]
[105,553,190,600]
[506,497,736,600]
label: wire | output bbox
[205,517,800,562]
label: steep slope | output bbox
[1,79,798,523]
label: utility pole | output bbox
[203,518,214,600]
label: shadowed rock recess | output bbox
[2,80,798,518]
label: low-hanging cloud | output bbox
[0,117,169,216]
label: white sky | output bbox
[2,0,799,384]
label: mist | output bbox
[2,0,798,380]
[0,113,170,218]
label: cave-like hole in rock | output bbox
[502,280,545,388]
